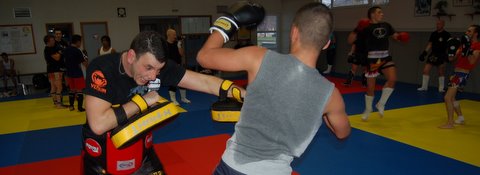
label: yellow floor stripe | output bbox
[350,100,480,167]
[0,97,85,135]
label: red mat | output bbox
[233,76,382,94]
[325,76,383,94]
[0,134,299,175]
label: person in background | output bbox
[417,19,451,92]
[165,28,191,105]
[322,32,336,74]
[343,18,370,87]
[64,34,88,112]
[43,35,67,109]
[98,35,116,56]
[440,25,480,129]
[360,6,410,121]
[1,52,18,94]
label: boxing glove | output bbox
[460,35,471,57]
[397,32,410,43]
[355,18,370,32]
[210,1,265,43]
[418,51,427,62]
[446,37,461,57]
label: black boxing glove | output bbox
[210,1,265,43]
[419,51,427,62]
[460,35,471,57]
[446,37,461,57]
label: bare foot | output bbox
[438,123,454,129]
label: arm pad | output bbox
[211,80,243,122]
[110,101,186,148]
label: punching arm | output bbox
[322,88,351,139]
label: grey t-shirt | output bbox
[222,50,334,174]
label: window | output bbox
[256,15,277,51]
[320,0,388,8]
[372,0,389,5]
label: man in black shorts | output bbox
[417,19,451,92]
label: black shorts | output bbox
[347,53,367,66]
[426,54,447,66]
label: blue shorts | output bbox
[213,160,245,175]
[448,71,469,89]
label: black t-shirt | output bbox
[361,22,395,53]
[64,46,85,78]
[353,28,368,55]
[84,52,186,108]
[44,46,65,73]
[429,30,451,56]
[165,41,182,64]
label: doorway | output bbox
[80,22,108,62]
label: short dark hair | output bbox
[292,2,333,51]
[43,35,54,44]
[130,31,166,63]
[367,6,381,19]
[101,35,111,45]
[71,34,82,44]
[1,52,7,57]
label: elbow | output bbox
[335,127,351,140]
[87,119,108,136]
[196,50,211,68]
[196,50,206,66]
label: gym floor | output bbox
[0,74,479,175]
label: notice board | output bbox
[0,24,36,55]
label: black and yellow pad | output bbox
[211,99,243,122]
[111,99,186,148]
[211,80,243,122]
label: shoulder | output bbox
[472,42,480,50]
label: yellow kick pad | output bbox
[350,100,480,167]
[0,97,85,135]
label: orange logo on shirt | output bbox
[91,70,107,93]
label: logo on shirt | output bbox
[91,70,107,94]
[145,133,153,149]
[85,138,102,157]
[373,27,387,39]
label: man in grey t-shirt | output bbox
[198,2,351,175]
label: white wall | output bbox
[331,0,478,32]
[0,0,282,75]
[1,0,479,92]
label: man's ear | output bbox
[322,40,331,50]
[127,49,136,64]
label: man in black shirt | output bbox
[43,35,67,108]
[82,31,244,174]
[360,6,410,121]
[417,19,451,92]
[165,29,190,105]
[64,34,88,111]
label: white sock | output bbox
[323,65,332,74]
[169,91,179,105]
[438,76,445,92]
[180,89,191,103]
[376,88,394,116]
[362,95,374,121]
[418,75,429,90]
